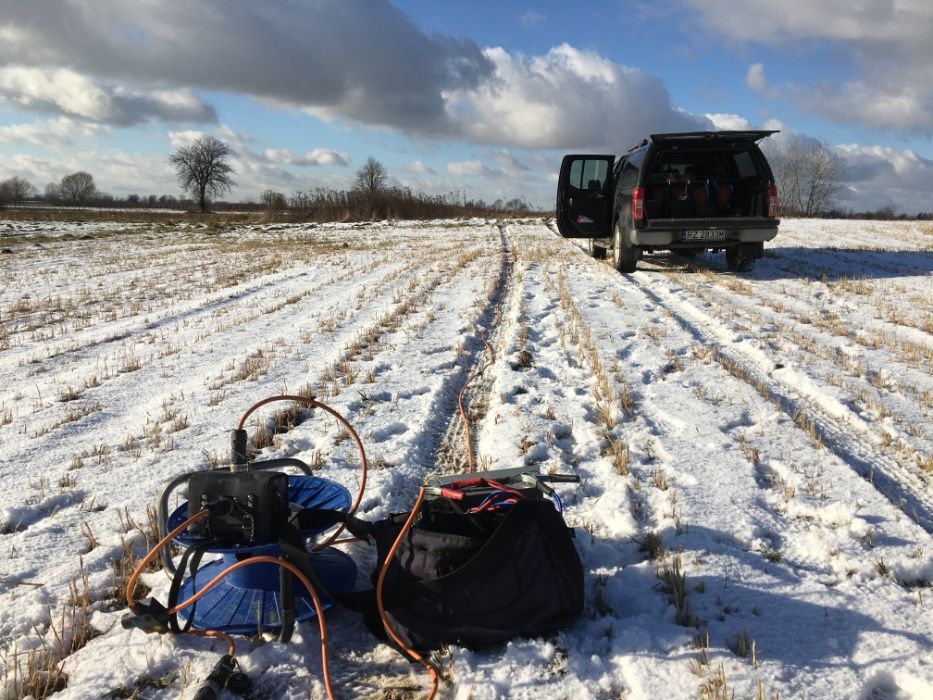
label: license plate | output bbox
[682,229,727,241]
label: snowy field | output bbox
[0,217,931,699]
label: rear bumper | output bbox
[633,218,779,246]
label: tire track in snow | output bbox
[557,234,933,699]
[672,273,931,462]
[321,226,514,696]
[455,229,641,698]
[432,224,514,474]
[622,274,933,533]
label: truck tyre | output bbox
[612,219,639,273]
[588,238,607,259]
[726,246,754,273]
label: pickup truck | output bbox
[556,131,780,272]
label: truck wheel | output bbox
[588,238,607,259]
[612,219,639,273]
[726,246,754,273]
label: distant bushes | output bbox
[8,184,537,221]
[283,186,534,222]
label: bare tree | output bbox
[44,182,61,203]
[765,135,842,216]
[0,176,34,205]
[261,189,287,210]
[353,157,387,195]
[169,137,235,212]
[801,143,842,216]
[59,171,97,203]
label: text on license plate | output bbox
[682,229,727,241]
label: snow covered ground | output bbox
[0,217,931,699]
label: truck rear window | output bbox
[733,151,758,178]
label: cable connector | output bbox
[121,597,170,634]
[423,486,464,500]
[193,654,234,700]
[539,473,580,483]
[202,496,236,518]
[521,472,555,497]
[230,429,249,469]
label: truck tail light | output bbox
[632,187,645,221]
[767,183,779,217]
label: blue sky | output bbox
[1,1,931,212]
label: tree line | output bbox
[7,135,917,220]
[1,140,534,219]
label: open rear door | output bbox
[556,154,614,238]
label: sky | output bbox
[1,0,932,213]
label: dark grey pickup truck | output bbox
[556,131,780,272]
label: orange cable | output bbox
[168,555,335,700]
[457,231,510,472]
[189,629,236,657]
[456,329,497,471]
[236,395,367,550]
[375,487,439,700]
[127,396,367,698]
[433,238,512,692]
[127,507,336,697]
[126,509,207,608]
[235,240,509,699]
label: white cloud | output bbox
[0,117,104,146]
[0,153,61,186]
[0,67,215,125]
[447,160,504,178]
[705,113,752,131]
[745,63,766,93]
[797,80,930,133]
[761,128,933,213]
[833,143,933,213]
[683,0,932,46]
[0,1,491,133]
[168,125,255,154]
[443,44,707,149]
[519,10,546,27]
[263,148,350,167]
[0,148,177,197]
[682,0,933,133]
[0,5,709,148]
[406,160,435,175]
[167,129,208,150]
[491,150,530,172]
[1,1,930,145]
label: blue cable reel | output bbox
[165,474,357,634]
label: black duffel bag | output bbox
[363,494,584,651]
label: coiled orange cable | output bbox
[236,395,367,550]
[168,555,336,699]
[125,512,338,699]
